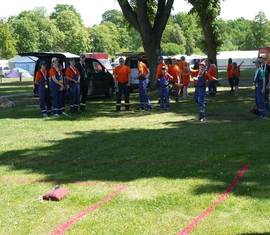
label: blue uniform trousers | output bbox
[194,86,206,119]
[70,84,80,112]
[39,86,51,115]
[139,78,151,109]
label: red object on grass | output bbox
[43,188,69,201]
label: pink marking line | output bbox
[51,184,127,235]
[178,164,249,235]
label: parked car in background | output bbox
[19,52,114,97]
[83,52,113,75]
[0,66,10,78]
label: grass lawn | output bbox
[0,85,270,235]
[0,78,33,96]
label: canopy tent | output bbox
[8,56,38,75]
[6,68,32,78]
[217,50,258,69]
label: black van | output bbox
[19,52,115,97]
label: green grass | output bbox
[0,78,33,96]
[0,86,270,235]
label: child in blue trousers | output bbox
[193,61,217,122]
[158,66,173,111]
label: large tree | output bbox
[187,0,222,64]
[117,0,174,84]
[0,20,17,58]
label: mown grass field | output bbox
[0,82,270,235]
[0,78,33,96]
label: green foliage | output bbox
[0,20,17,58]
[161,42,185,55]
[52,9,91,54]
[89,22,121,55]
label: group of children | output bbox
[35,57,83,117]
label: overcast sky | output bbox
[1,0,269,26]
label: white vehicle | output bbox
[123,52,150,89]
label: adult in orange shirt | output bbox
[49,57,64,116]
[156,56,167,79]
[35,60,51,117]
[168,58,181,100]
[227,58,234,93]
[207,59,218,96]
[66,58,81,113]
[113,58,131,111]
[138,59,151,110]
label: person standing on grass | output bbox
[66,58,81,113]
[227,58,234,94]
[138,59,151,110]
[168,58,181,101]
[49,57,64,117]
[232,61,244,95]
[253,60,266,118]
[113,58,131,111]
[35,61,51,117]
[193,61,217,122]
[158,66,173,111]
[207,59,218,96]
[76,54,89,112]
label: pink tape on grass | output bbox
[178,164,249,235]
[51,184,126,235]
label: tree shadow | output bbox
[1,119,269,199]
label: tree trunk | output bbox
[201,21,218,65]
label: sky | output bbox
[0,0,270,26]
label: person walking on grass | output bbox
[253,60,266,118]
[49,57,64,117]
[66,58,81,113]
[232,61,244,95]
[113,58,131,111]
[138,59,151,110]
[158,66,173,111]
[193,61,217,122]
[227,58,234,94]
[35,61,51,117]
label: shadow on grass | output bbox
[0,117,269,198]
[0,87,257,122]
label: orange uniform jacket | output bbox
[65,67,80,81]
[35,70,48,83]
[168,64,180,83]
[113,65,131,83]
[227,64,234,79]
[157,63,168,78]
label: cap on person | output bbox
[159,56,164,60]
[39,60,47,66]
[181,56,186,60]
[51,57,58,63]
[80,54,86,59]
